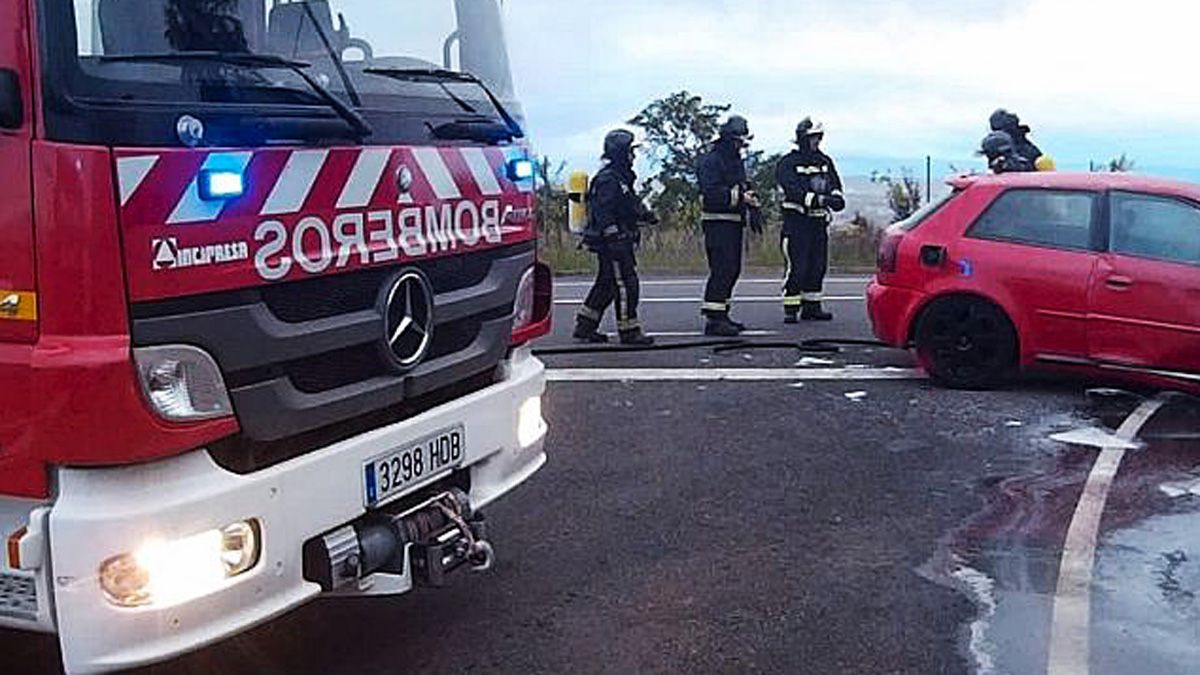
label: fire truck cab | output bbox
[0,2,551,672]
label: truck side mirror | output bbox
[0,69,22,130]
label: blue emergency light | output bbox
[198,169,246,201]
[507,157,535,182]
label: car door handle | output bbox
[1105,275,1134,290]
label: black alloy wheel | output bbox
[915,296,1018,390]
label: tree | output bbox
[534,156,568,245]
[1090,154,1135,172]
[871,169,923,222]
[628,91,731,229]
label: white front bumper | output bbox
[45,350,547,675]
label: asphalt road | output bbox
[6,274,1200,675]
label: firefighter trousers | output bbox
[702,221,745,319]
[781,217,829,312]
[578,240,642,331]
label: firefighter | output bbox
[698,115,761,337]
[980,130,1035,174]
[989,109,1044,167]
[573,129,657,346]
[775,117,846,323]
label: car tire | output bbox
[915,296,1018,390]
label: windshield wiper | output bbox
[299,2,363,108]
[98,51,372,139]
[363,67,524,139]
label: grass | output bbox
[538,223,881,276]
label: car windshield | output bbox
[59,0,520,123]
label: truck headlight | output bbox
[512,266,537,332]
[134,345,234,422]
[99,520,260,608]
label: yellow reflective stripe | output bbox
[578,306,601,321]
[781,202,803,211]
[781,236,792,284]
[701,302,727,312]
[701,212,742,222]
[794,165,826,174]
[804,193,816,208]
[613,260,627,321]
[618,318,640,331]
[0,291,37,322]
[783,296,804,307]
[802,292,824,302]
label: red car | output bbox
[868,172,1200,391]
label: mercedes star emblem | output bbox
[382,271,434,369]
[396,165,415,194]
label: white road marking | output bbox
[1046,397,1167,675]
[554,296,865,306]
[644,330,778,338]
[546,367,924,382]
[555,277,873,289]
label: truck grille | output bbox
[132,242,534,471]
[0,572,38,621]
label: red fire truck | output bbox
[0,2,552,672]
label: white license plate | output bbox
[363,425,465,508]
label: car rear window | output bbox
[896,189,959,231]
[1111,191,1200,266]
[967,189,1097,251]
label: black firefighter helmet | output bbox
[990,108,1031,135]
[602,129,639,162]
[795,117,826,142]
[718,115,753,143]
[980,130,1016,160]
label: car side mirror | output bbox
[0,69,22,130]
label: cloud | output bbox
[506,0,1200,176]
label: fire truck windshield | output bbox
[41,1,522,146]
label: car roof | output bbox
[948,172,1200,200]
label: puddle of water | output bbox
[1092,512,1200,674]
[921,410,1109,674]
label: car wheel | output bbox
[915,296,1017,390]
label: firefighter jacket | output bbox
[583,160,654,246]
[776,148,845,223]
[698,141,749,224]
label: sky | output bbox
[502,0,1200,180]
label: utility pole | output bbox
[925,155,932,204]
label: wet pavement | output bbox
[4,276,1198,674]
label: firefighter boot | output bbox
[784,309,800,325]
[704,317,741,337]
[801,301,833,322]
[573,315,609,343]
[619,327,655,346]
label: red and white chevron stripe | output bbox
[114,144,537,302]
[116,145,532,225]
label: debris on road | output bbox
[845,391,868,402]
[1049,426,1143,450]
[1159,478,1200,499]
